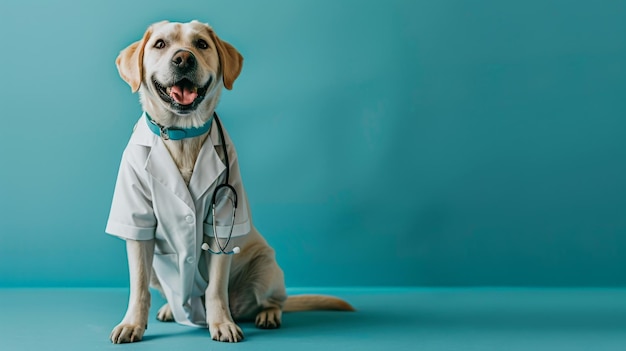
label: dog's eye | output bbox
[196,39,209,50]
[154,39,166,49]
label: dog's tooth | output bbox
[192,87,198,93]
[166,87,171,94]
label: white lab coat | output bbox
[105,112,251,327]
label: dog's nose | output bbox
[171,50,196,71]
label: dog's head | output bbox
[116,20,242,124]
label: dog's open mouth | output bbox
[153,76,212,113]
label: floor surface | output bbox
[0,287,624,350]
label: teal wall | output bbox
[0,0,625,287]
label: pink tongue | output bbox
[170,85,198,105]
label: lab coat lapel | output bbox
[145,139,196,210]
[188,120,226,201]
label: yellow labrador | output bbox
[108,20,353,344]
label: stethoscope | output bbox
[200,112,241,255]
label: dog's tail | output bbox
[283,295,355,312]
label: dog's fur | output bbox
[110,20,353,344]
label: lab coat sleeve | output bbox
[203,140,251,238]
[105,147,156,241]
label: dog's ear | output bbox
[116,27,153,93]
[208,30,243,90]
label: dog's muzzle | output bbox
[171,49,196,74]
[150,50,213,114]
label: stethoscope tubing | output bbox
[204,113,239,255]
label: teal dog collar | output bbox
[145,112,213,140]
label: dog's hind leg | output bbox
[150,269,175,322]
[156,303,174,322]
[228,243,287,329]
[253,262,287,329]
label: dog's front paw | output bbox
[209,321,244,342]
[110,323,146,344]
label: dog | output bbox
[106,20,353,344]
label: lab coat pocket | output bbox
[154,238,176,255]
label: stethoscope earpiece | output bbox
[201,243,240,255]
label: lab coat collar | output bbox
[188,123,227,201]
[132,112,226,210]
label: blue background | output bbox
[0,0,624,287]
